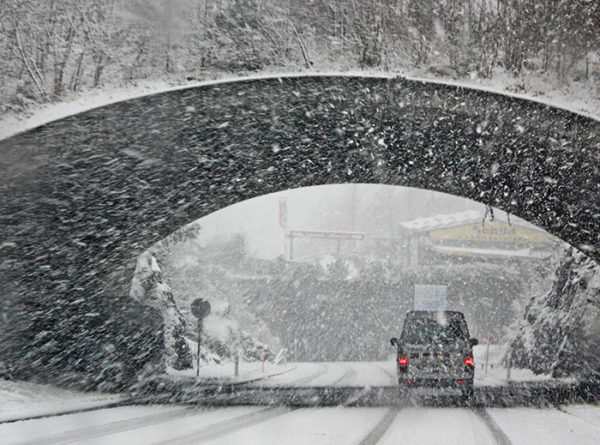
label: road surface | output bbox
[1,403,599,444]
[1,361,598,444]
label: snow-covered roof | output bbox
[399,210,541,233]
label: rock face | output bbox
[509,247,600,378]
[130,253,193,371]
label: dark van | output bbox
[390,310,478,399]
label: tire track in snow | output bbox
[340,364,397,407]
[282,363,329,387]
[17,406,197,445]
[374,364,397,386]
[330,364,357,386]
[553,406,600,432]
[357,407,399,445]
[471,407,513,445]
[157,406,296,445]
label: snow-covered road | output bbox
[212,355,563,389]
[0,355,569,420]
[1,364,598,444]
[248,361,393,388]
[170,345,560,389]
[1,404,599,445]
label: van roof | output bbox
[405,310,465,319]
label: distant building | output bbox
[398,210,560,267]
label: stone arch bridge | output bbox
[1,75,598,382]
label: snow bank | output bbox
[0,378,123,422]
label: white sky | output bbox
[194,184,492,259]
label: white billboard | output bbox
[414,284,447,311]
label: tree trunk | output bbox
[93,54,105,88]
[13,26,48,100]
[69,49,85,92]
[53,25,75,97]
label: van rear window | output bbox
[402,318,468,344]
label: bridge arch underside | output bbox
[1,75,599,302]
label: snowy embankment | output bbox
[472,344,571,387]
[168,338,296,385]
[0,378,124,422]
[509,247,600,377]
[1,70,598,142]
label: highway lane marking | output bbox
[471,407,513,445]
[357,407,399,445]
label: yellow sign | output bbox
[429,221,552,244]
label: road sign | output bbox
[288,230,365,240]
[414,284,447,311]
[191,298,211,319]
[286,229,365,260]
[191,299,211,378]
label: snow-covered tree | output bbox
[130,252,193,371]
[509,247,600,378]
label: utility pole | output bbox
[506,348,512,382]
[484,335,490,378]
[260,328,266,373]
[196,318,203,378]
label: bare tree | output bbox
[1,0,599,108]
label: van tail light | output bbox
[464,356,474,367]
[398,357,408,367]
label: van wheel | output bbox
[461,383,474,401]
